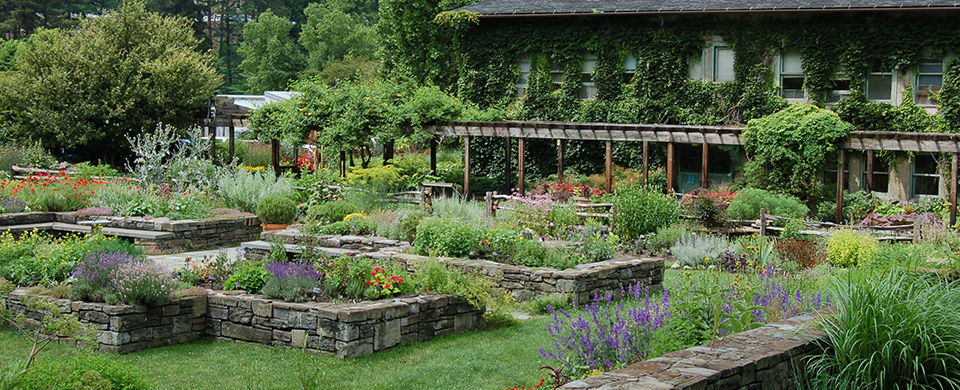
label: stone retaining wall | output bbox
[1,289,483,359]
[0,211,261,250]
[205,291,483,359]
[1,290,206,354]
[387,254,663,304]
[261,229,411,252]
[559,315,825,389]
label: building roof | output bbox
[458,0,960,16]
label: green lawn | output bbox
[0,315,556,390]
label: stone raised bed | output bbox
[0,211,261,250]
[1,289,483,359]
[206,291,483,359]
[559,315,825,389]
[261,228,412,252]
[243,230,664,305]
[1,289,206,354]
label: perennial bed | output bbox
[0,211,261,250]
[558,315,825,389]
[242,229,664,304]
[0,289,483,359]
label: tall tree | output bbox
[238,9,304,93]
[1,0,222,162]
[300,0,376,78]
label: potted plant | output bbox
[256,194,297,231]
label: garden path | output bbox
[148,247,243,272]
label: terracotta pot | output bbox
[262,223,288,232]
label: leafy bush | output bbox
[69,251,141,303]
[414,260,511,321]
[577,230,617,262]
[726,188,808,220]
[547,204,580,235]
[316,219,377,235]
[414,216,447,255]
[223,260,270,293]
[436,223,481,258]
[261,262,323,303]
[72,162,120,179]
[90,183,212,220]
[217,168,294,213]
[671,234,731,268]
[512,240,582,270]
[111,262,176,305]
[775,239,824,268]
[803,271,960,389]
[15,353,149,390]
[742,104,853,203]
[644,224,689,254]
[0,231,141,285]
[825,229,878,268]
[311,200,358,224]
[613,185,678,239]
[256,194,298,225]
[397,210,428,242]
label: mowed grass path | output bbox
[0,316,554,390]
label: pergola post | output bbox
[228,117,235,163]
[463,136,471,197]
[503,137,512,193]
[518,138,526,194]
[339,150,346,178]
[951,153,958,227]
[271,139,281,177]
[208,119,217,161]
[865,150,874,193]
[383,140,395,164]
[835,149,845,223]
[666,142,675,194]
[429,136,438,174]
[605,141,613,193]
[701,142,709,189]
[642,140,649,185]
[557,139,565,182]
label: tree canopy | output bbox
[0,1,221,161]
[238,9,305,93]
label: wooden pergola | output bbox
[426,120,960,225]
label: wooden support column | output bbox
[642,141,649,185]
[463,136,471,197]
[228,117,235,163]
[951,153,958,227]
[557,139,565,182]
[835,149,845,223]
[666,142,675,194]
[605,141,613,193]
[701,142,709,189]
[865,150,874,193]
[518,138,526,195]
[503,137,512,194]
[271,139,281,177]
[338,150,346,178]
[383,140,395,164]
[429,137,438,174]
[208,120,217,161]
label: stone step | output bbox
[240,240,357,258]
[0,222,175,240]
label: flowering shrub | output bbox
[174,249,236,286]
[0,173,133,212]
[320,256,412,301]
[681,189,735,228]
[366,266,406,298]
[262,261,323,302]
[542,268,829,380]
[111,262,176,305]
[69,251,141,302]
[0,230,142,285]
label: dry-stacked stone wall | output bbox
[261,229,412,252]
[1,290,206,354]
[205,291,483,358]
[559,315,825,389]
[1,289,482,359]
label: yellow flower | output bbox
[343,213,367,221]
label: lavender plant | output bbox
[69,251,141,303]
[261,261,323,302]
[111,262,176,305]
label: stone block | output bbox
[291,329,307,348]
[252,301,272,317]
[228,306,253,324]
[335,339,373,359]
[209,306,228,320]
[221,322,273,344]
[373,319,401,351]
[110,314,147,332]
[162,304,180,317]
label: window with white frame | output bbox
[516,55,531,97]
[624,54,637,84]
[912,153,940,197]
[827,68,851,104]
[916,60,943,105]
[713,46,735,82]
[779,51,804,100]
[866,65,894,103]
[689,51,704,80]
[580,54,597,99]
[550,61,563,91]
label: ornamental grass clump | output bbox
[261,261,323,303]
[69,251,141,303]
[111,262,176,305]
[803,270,960,389]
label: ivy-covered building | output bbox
[445,0,960,200]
